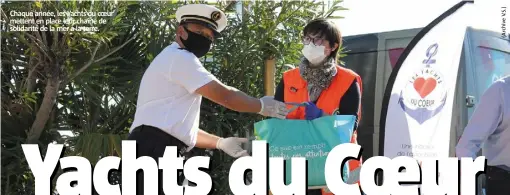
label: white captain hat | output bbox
[176,4,228,37]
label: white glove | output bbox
[258,96,291,119]
[216,137,249,158]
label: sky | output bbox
[333,0,509,36]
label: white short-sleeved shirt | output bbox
[130,42,217,150]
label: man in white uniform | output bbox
[127,4,292,194]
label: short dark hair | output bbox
[302,18,342,63]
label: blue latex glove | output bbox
[304,101,324,120]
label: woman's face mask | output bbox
[302,44,327,65]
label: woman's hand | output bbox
[305,102,324,120]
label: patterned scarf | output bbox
[298,57,337,102]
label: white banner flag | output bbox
[380,0,475,192]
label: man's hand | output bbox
[259,96,291,119]
[216,137,249,158]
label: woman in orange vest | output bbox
[273,18,363,195]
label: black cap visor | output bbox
[181,20,221,38]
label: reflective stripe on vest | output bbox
[282,66,363,194]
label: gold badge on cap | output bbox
[211,11,221,21]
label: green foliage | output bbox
[1,0,346,194]
[2,1,134,193]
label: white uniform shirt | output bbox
[130,42,217,150]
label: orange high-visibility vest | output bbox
[283,65,363,195]
[283,65,362,120]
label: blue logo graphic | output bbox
[422,43,438,65]
[398,43,448,124]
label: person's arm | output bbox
[274,78,285,102]
[456,81,503,158]
[195,130,221,149]
[170,54,261,113]
[337,79,361,116]
[195,129,249,158]
[196,81,262,113]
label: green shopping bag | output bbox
[254,115,356,188]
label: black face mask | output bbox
[179,27,212,58]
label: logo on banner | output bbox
[398,43,448,124]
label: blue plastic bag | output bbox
[254,115,356,187]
